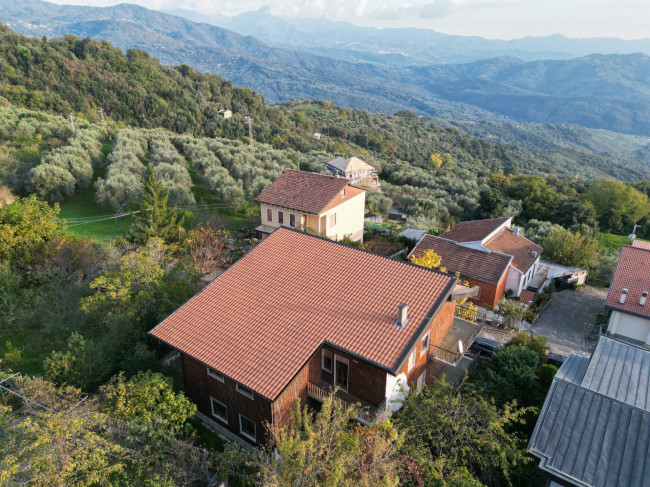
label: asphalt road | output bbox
[528,286,608,356]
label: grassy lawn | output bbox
[597,232,648,251]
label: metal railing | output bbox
[455,305,503,327]
[430,320,485,366]
[307,381,387,424]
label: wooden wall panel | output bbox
[181,354,273,446]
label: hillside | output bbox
[3,0,650,137]
[0,25,648,184]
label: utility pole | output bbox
[69,114,76,137]
[244,116,254,154]
[98,107,104,122]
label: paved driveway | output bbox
[527,286,608,356]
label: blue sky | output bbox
[49,0,649,39]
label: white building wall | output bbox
[505,266,523,296]
[259,203,307,231]
[608,310,650,344]
[321,192,366,242]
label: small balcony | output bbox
[430,317,484,366]
[307,381,387,425]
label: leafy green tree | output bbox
[476,189,505,219]
[395,377,531,487]
[43,332,110,391]
[129,165,184,244]
[0,195,65,263]
[101,371,196,435]
[366,191,393,215]
[503,175,561,222]
[258,394,402,487]
[585,180,649,233]
[469,345,539,408]
[539,227,598,268]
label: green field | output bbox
[597,232,649,251]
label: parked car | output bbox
[469,337,502,356]
[547,353,566,367]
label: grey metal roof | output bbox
[399,228,427,242]
[582,336,650,411]
[555,353,590,384]
[540,259,587,280]
[529,336,650,487]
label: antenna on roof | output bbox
[628,223,641,243]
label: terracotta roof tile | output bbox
[633,240,650,250]
[483,228,542,273]
[409,235,512,285]
[605,245,650,319]
[150,228,456,400]
[520,290,536,305]
[440,217,511,243]
[255,170,364,215]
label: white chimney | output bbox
[396,303,410,327]
[513,226,520,236]
[532,251,538,259]
[641,292,648,307]
[620,288,628,304]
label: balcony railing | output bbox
[430,317,484,366]
[307,381,387,425]
[455,304,503,327]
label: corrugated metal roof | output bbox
[399,228,427,241]
[555,353,590,384]
[540,259,587,280]
[581,336,650,411]
[529,336,650,487]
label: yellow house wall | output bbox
[321,192,366,242]
[609,310,650,344]
[260,203,307,230]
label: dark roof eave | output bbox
[604,304,650,321]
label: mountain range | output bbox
[188,7,650,67]
[2,0,650,138]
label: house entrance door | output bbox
[334,356,349,392]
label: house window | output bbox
[341,188,346,197]
[329,213,337,228]
[420,332,430,357]
[239,414,257,442]
[266,208,272,222]
[407,351,416,372]
[236,384,254,400]
[278,211,284,225]
[207,367,225,383]
[210,397,228,424]
[322,349,332,372]
[289,213,296,227]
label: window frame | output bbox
[322,349,333,373]
[266,208,273,222]
[210,396,228,424]
[329,212,337,228]
[236,384,254,400]
[407,350,416,372]
[289,213,296,227]
[420,332,430,357]
[278,211,284,225]
[239,414,257,443]
[207,366,225,383]
[334,355,350,392]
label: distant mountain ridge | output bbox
[2,0,650,136]
[202,7,650,66]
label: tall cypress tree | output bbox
[129,165,184,244]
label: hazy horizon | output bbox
[46,0,650,40]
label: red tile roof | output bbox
[150,228,456,400]
[409,235,512,285]
[483,228,542,273]
[520,290,536,305]
[633,240,650,250]
[440,217,511,243]
[255,170,365,215]
[605,245,650,319]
